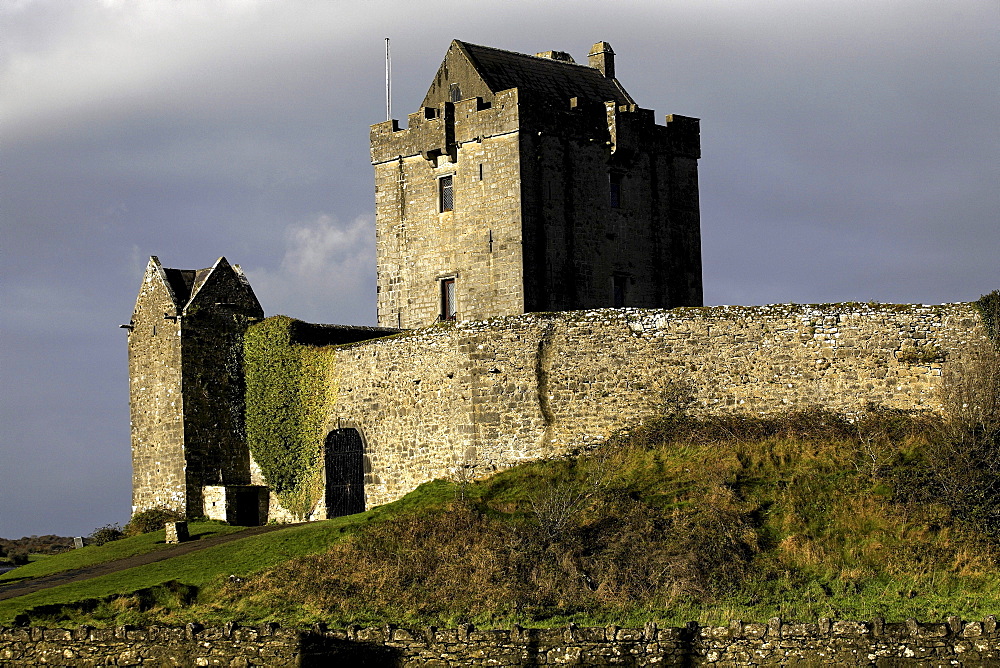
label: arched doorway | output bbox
[325,428,365,517]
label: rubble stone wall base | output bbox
[3,617,999,666]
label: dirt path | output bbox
[0,523,299,602]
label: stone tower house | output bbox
[371,40,703,329]
[127,256,264,519]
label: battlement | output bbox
[372,90,700,165]
[371,90,520,164]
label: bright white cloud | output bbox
[245,213,376,324]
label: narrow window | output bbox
[439,175,454,212]
[479,163,484,181]
[609,172,622,209]
[449,83,462,103]
[613,275,627,308]
[441,278,457,320]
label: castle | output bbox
[126,40,990,525]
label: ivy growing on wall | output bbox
[975,291,1000,347]
[244,316,334,518]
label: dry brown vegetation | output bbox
[206,393,1000,627]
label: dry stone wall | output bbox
[4,617,1000,666]
[317,302,986,510]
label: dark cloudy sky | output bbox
[2,1,997,538]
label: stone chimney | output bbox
[535,50,575,63]
[588,42,615,78]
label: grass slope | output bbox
[0,483,458,626]
[6,409,1000,629]
[0,523,244,586]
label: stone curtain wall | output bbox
[4,617,1000,665]
[323,302,986,510]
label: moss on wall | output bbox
[975,291,1000,346]
[244,316,334,518]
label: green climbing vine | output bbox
[244,316,334,518]
[975,291,1000,347]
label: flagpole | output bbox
[385,37,392,121]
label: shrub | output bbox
[89,524,124,546]
[8,550,29,566]
[124,508,185,537]
[975,290,1000,346]
[889,341,1000,535]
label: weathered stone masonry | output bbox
[372,40,702,329]
[127,259,989,522]
[127,257,264,519]
[314,301,984,510]
[4,617,1000,666]
[126,39,994,524]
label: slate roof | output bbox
[456,41,635,105]
[163,268,197,307]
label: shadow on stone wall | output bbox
[298,633,403,666]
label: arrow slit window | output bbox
[609,172,622,209]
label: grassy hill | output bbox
[4,403,1000,630]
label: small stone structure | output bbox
[126,257,263,520]
[202,485,268,526]
[163,521,188,544]
[3,617,999,665]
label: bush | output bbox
[88,524,124,546]
[8,550,29,566]
[125,508,185,537]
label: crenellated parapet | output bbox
[371,90,521,165]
